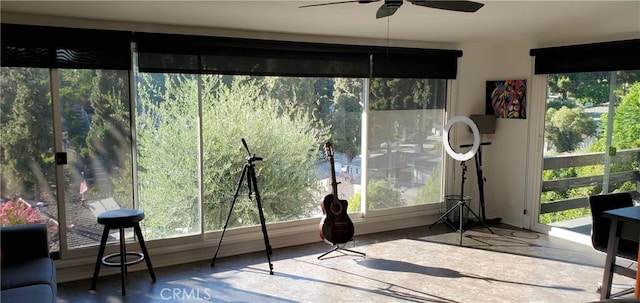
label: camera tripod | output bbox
[211,138,274,275]
[429,160,493,246]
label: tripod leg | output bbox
[474,147,501,225]
[459,202,464,246]
[474,151,487,222]
[463,202,494,234]
[248,165,274,275]
[211,165,248,267]
[429,201,463,231]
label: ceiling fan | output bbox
[300,0,484,19]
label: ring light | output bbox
[443,116,480,161]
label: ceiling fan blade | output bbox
[299,0,379,8]
[376,0,403,18]
[410,0,484,13]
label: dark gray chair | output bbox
[589,192,638,299]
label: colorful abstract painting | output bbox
[485,80,527,119]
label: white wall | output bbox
[454,39,537,228]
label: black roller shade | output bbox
[1,23,132,70]
[135,32,370,77]
[530,39,640,74]
[135,32,461,79]
[371,47,462,79]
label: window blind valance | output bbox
[1,24,132,70]
[371,47,461,79]
[135,32,462,79]
[135,32,371,77]
[530,39,640,74]
[1,24,462,78]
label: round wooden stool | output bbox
[90,209,156,295]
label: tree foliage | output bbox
[348,179,404,211]
[330,79,363,161]
[201,75,328,229]
[544,106,597,153]
[548,71,640,106]
[135,74,201,237]
[0,68,54,200]
[591,82,640,151]
[542,72,640,224]
[58,69,133,204]
[135,74,329,236]
[368,78,442,150]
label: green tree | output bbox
[548,73,608,106]
[204,75,328,229]
[591,82,640,151]
[330,79,362,161]
[548,72,640,107]
[368,78,441,149]
[587,82,640,192]
[365,179,404,210]
[58,69,133,203]
[548,75,575,100]
[0,67,55,201]
[135,73,200,238]
[546,98,577,110]
[544,106,597,152]
[86,70,131,170]
[416,167,441,203]
[348,179,405,211]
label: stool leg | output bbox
[91,227,110,290]
[134,223,156,282]
[119,227,126,295]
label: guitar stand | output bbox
[318,241,366,260]
[211,139,274,275]
[429,160,493,246]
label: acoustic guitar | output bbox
[318,141,355,244]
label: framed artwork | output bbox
[485,79,527,119]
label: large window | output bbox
[59,68,133,249]
[0,67,58,252]
[2,24,455,258]
[199,75,356,230]
[133,74,448,234]
[539,71,640,224]
[531,40,640,229]
[0,67,134,252]
[366,78,446,211]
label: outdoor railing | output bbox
[540,148,640,215]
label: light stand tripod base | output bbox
[429,161,494,246]
[318,242,366,260]
[429,198,493,246]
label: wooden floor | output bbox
[55,223,637,303]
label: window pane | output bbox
[135,73,201,240]
[0,67,59,252]
[59,69,133,249]
[201,75,363,231]
[540,71,640,224]
[367,78,446,211]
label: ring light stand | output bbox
[429,116,493,245]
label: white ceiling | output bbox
[2,1,639,47]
